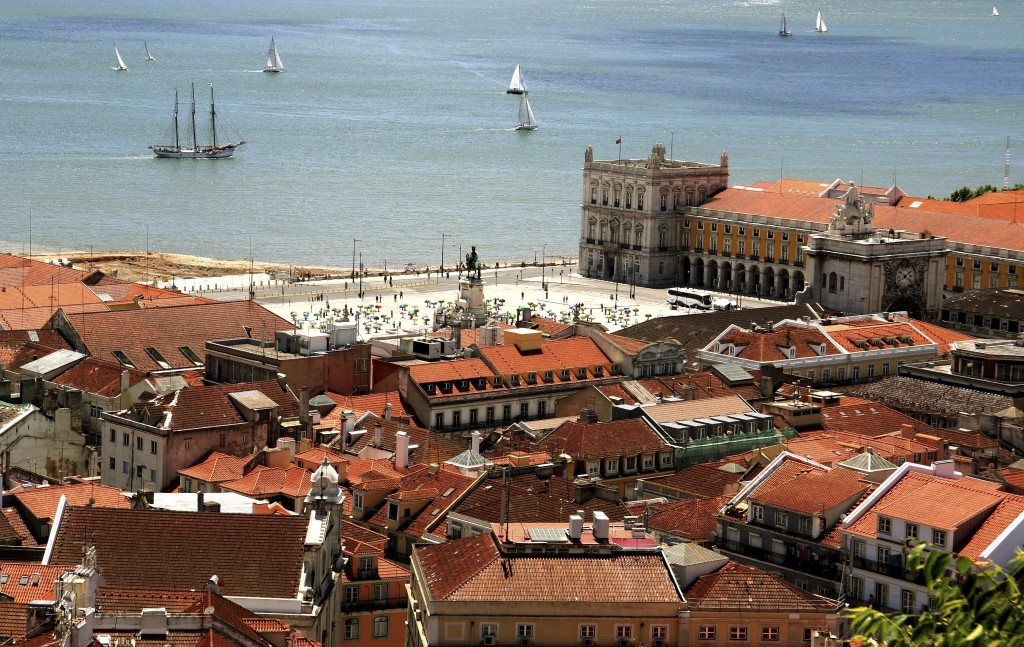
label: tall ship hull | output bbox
[150,143,244,159]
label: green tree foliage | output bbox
[846,542,1024,646]
[946,184,1024,202]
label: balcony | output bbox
[720,540,841,581]
[632,245,642,251]
[341,596,409,613]
[750,254,759,261]
[619,243,630,249]
[851,555,926,585]
[585,238,596,245]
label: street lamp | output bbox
[440,232,451,284]
[542,244,547,291]
[351,238,361,281]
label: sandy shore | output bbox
[23,251,577,284]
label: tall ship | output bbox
[150,84,245,159]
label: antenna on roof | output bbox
[1005,136,1011,191]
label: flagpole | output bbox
[617,135,622,162]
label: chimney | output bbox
[759,375,773,398]
[342,410,356,435]
[900,423,914,440]
[206,575,221,595]
[120,370,130,396]
[197,490,204,512]
[384,402,393,421]
[428,463,439,474]
[395,431,409,470]
[568,514,583,540]
[933,459,956,478]
[374,422,383,447]
[471,430,481,454]
[139,608,168,638]
[298,387,310,438]
[592,511,609,541]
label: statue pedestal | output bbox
[457,279,487,327]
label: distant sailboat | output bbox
[507,64,526,94]
[263,37,284,73]
[113,43,128,71]
[993,6,1000,16]
[150,83,245,159]
[145,41,154,61]
[779,13,792,37]
[515,92,537,131]
[814,10,828,33]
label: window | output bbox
[901,588,916,614]
[537,401,547,417]
[739,240,746,256]
[344,586,359,603]
[615,625,633,640]
[109,429,115,443]
[353,492,363,510]
[878,545,891,566]
[109,457,115,470]
[482,624,498,640]
[136,436,143,450]
[751,504,764,522]
[434,412,444,429]
[122,460,129,474]
[799,516,813,534]
[150,469,157,483]
[150,440,158,455]
[388,502,399,521]
[852,366,860,381]
[651,626,668,641]
[219,434,226,448]
[906,523,918,540]
[184,439,191,450]
[503,404,512,422]
[516,624,534,639]
[373,616,389,638]
[697,626,716,641]
[123,432,130,447]
[932,529,946,546]
[878,516,891,535]
[729,626,748,641]
[519,402,529,418]
[344,618,359,640]
[775,510,788,528]
[452,410,461,428]
[761,627,780,642]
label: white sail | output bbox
[264,37,284,72]
[113,43,128,71]
[507,64,526,94]
[516,93,537,130]
[993,6,999,16]
[779,13,791,36]
[815,10,827,32]
[145,41,154,61]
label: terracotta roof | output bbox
[0,509,36,546]
[347,459,404,491]
[717,322,840,362]
[638,496,731,541]
[127,380,298,432]
[601,333,653,354]
[0,564,74,602]
[526,316,572,336]
[319,391,420,428]
[453,472,628,524]
[684,561,837,611]
[49,507,310,599]
[703,186,1024,252]
[845,472,1005,539]
[343,417,464,465]
[415,533,683,603]
[0,602,29,639]
[479,337,613,378]
[14,482,130,525]
[647,463,746,499]
[363,465,477,537]
[293,447,351,472]
[178,453,250,484]
[751,460,870,515]
[408,358,496,384]
[999,468,1024,493]
[58,301,293,373]
[342,520,388,551]
[48,357,149,398]
[219,466,314,499]
[958,494,1024,560]
[536,418,669,461]
[642,395,756,424]
[780,431,923,465]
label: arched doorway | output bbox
[749,265,760,295]
[721,261,733,291]
[682,257,692,286]
[736,263,747,293]
[779,268,791,299]
[694,259,705,287]
[763,266,775,298]
[794,271,805,293]
[708,260,720,290]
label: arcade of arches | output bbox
[680,256,806,299]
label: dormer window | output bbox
[877,516,891,535]
[527,372,537,384]
[492,376,502,387]
[577,367,587,379]
[112,350,136,368]
[561,369,570,380]
[440,382,452,392]
[145,347,172,369]
[510,374,520,386]
[425,384,436,394]
[594,366,603,377]
[544,370,554,382]
[457,380,469,390]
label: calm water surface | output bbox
[1,0,1022,267]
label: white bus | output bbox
[666,287,713,309]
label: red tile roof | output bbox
[13,482,130,525]
[845,472,1005,539]
[820,320,932,353]
[219,466,314,499]
[703,187,1024,252]
[716,323,840,362]
[638,496,731,541]
[453,472,628,524]
[751,460,870,515]
[527,316,571,336]
[1,508,36,546]
[408,358,495,384]
[684,561,837,611]
[536,418,669,461]
[0,602,29,639]
[128,380,298,432]
[0,564,75,602]
[178,453,251,484]
[646,463,746,499]
[415,533,683,603]
[293,447,351,472]
[49,507,310,598]
[364,466,478,537]
[601,333,653,354]
[319,391,420,429]
[48,357,149,398]
[59,301,293,373]
[479,338,613,378]
[958,494,1024,560]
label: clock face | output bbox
[896,266,915,287]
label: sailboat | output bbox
[814,10,828,32]
[515,92,537,131]
[263,37,284,73]
[113,43,128,71]
[145,41,154,61]
[507,64,526,94]
[779,13,792,37]
[993,6,1000,16]
[150,83,246,159]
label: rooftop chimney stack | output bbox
[471,430,481,454]
[592,511,609,541]
[384,402,393,421]
[120,370,130,396]
[374,422,383,447]
[342,410,356,435]
[395,431,410,470]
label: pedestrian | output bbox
[400,290,403,298]
[521,291,524,300]
[394,294,398,302]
